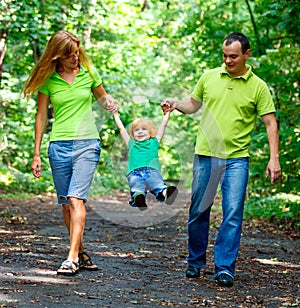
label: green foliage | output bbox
[0,91,48,171]
[249,45,300,196]
[244,193,300,228]
[0,164,54,194]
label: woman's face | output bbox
[59,49,80,70]
[133,126,151,142]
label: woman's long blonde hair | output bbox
[23,30,93,99]
[129,118,158,139]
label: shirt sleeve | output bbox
[256,82,276,116]
[191,74,205,102]
[38,80,50,96]
[91,67,102,88]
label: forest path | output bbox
[0,189,299,307]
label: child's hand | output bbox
[161,98,177,114]
[164,110,170,119]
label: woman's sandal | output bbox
[78,251,98,271]
[57,259,79,276]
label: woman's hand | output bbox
[104,94,118,113]
[32,155,42,178]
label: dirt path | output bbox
[0,190,299,307]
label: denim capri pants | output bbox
[48,139,101,205]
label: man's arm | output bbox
[262,113,281,184]
[161,97,202,114]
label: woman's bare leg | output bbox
[62,198,86,261]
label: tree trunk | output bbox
[0,30,7,85]
[245,0,263,55]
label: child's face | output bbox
[133,126,151,142]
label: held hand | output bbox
[31,156,42,178]
[265,158,281,184]
[104,94,118,113]
[161,98,177,114]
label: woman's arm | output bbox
[113,112,130,146]
[31,92,49,178]
[156,111,170,142]
[92,84,118,113]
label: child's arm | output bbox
[156,111,170,142]
[113,112,130,145]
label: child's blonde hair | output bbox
[129,118,157,139]
[23,30,94,99]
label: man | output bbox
[161,32,281,287]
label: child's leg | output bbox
[147,169,178,204]
[127,169,147,207]
[146,169,168,202]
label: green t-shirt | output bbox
[191,64,275,158]
[39,66,102,141]
[127,137,161,175]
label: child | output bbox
[113,110,178,210]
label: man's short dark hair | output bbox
[224,32,250,54]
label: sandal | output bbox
[78,252,98,271]
[57,259,79,276]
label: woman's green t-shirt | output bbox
[39,66,102,141]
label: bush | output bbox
[244,193,300,228]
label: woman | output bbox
[23,30,118,276]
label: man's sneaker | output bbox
[215,273,234,287]
[185,264,200,278]
[165,185,178,205]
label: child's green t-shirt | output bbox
[127,137,161,175]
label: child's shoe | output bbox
[134,193,147,210]
[129,192,147,210]
[165,185,178,205]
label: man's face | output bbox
[222,41,250,77]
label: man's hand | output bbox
[161,98,177,114]
[265,158,281,184]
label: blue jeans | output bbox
[186,155,249,279]
[127,167,167,203]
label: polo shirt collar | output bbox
[53,65,86,78]
[220,64,253,80]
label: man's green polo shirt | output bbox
[39,66,102,141]
[191,64,275,158]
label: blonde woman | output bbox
[113,111,178,210]
[23,30,118,276]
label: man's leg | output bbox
[214,157,249,285]
[186,156,222,276]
